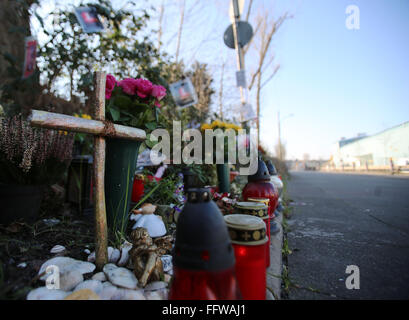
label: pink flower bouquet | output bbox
[105,74,167,130]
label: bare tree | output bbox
[218,60,225,120]
[175,0,186,63]
[245,10,290,143]
[244,0,254,22]
[157,0,165,50]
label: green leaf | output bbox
[109,107,120,121]
[132,101,150,110]
[118,116,131,122]
[145,122,157,130]
[130,118,141,127]
[114,95,132,109]
[145,134,156,148]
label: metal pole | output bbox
[232,0,246,107]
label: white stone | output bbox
[99,282,119,300]
[108,247,121,264]
[59,270,84,291]
[17,262,27,268]
[27,287,70,300]
[84,249,91,255]
[161,255,172,272]
[144,281,167,291]
[117,241,132,267]
[92,272,107,282]
[87,247,121,264]
[131,214,167,238]
[103,263,138,289]
[115,288,146,300]
[74,280,103,295]
[38,257,95,281]
[87,251,95,262]
[50,245,66,254]
[158,288,169,300]
[144,290,163,300]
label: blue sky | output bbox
[259,0,409,159]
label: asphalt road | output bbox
[286,171,409,300]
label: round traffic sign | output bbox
[223,21,253,49]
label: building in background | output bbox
[331,121,409,169]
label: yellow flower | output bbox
[224,123,235,130]
[81,114,92,120]
[201,123,212,130]
[211,120,222,129]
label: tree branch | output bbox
[244,0,254,22]
[248,12,289,91]
[260,64,280,89]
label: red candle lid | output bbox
[224,214,268,246]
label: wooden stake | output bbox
[94,71,108,270]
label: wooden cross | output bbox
[28,72,146,270]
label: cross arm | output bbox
[28,109,146,142]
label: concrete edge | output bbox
[266,213,283,300]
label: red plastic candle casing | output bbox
[224,214,268,300]
[242,180,279,218]
[234,201,270,268]
[232,243,267,300]
[170,187,241,300]
[169,267,241,300]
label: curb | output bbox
[266,213,283,300]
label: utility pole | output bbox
[277,112,294,161]
[232,0,246,110]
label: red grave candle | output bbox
[242,158,279,268]
[247,198,271,266]
[169,188,241,300]
[234,201,270,268]
[224,214,268,300]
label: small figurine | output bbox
[129,227,173,287]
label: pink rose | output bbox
[151,85,166,101]
[118,78,138,96]
[105,74,117,100]
[135,78,153,98]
